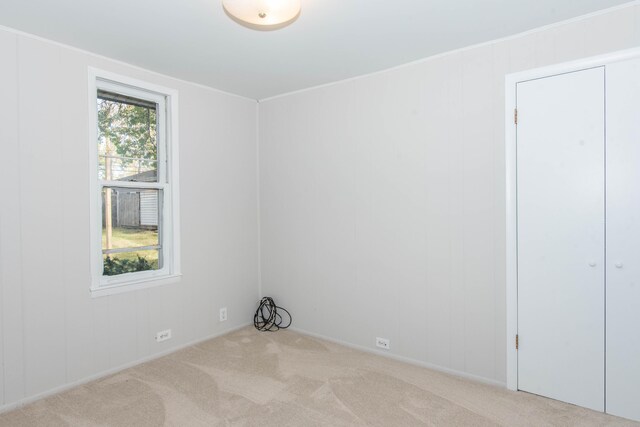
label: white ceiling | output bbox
[0,0,633,99]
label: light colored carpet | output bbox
[0,326,636,427]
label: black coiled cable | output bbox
[254,297,292,332]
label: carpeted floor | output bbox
[0,326,636,426]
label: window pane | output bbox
[97,93,158,182]
[102,187,163,278]
[102,187,161,247]
[103,249,161,276]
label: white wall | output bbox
[259,4,640,384]
[1,3,639,410]
[0,28,259,409]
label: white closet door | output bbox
[606,58,640,422]
[517,67,605,411]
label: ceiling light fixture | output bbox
[222,0,301,30]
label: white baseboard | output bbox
[0,323,251,415]
[289,326,506,389]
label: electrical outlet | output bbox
[219,307,228,322]
[155,329,172,343]
[376,337,390,350]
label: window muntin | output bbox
[90,71,179,294]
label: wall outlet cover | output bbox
[376,337,390,350]
[155,329,172,342]
[219,307,228,322]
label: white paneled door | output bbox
[516,67,605,411]
[605,58,640,422]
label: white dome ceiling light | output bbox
[222,0,301,30]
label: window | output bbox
[89,69,180,296]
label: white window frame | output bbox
[88,68,181,297]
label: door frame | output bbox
[505,47,640,391]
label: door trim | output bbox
[505,47,640,391]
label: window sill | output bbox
[90,273,182,298]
